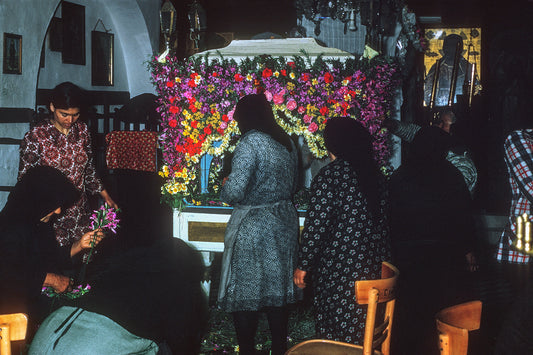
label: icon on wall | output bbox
[423,28,482,108]
[3,33,22,74]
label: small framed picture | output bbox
[3,33,22,74]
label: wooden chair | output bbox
[0,313,28,355]
[435,300,482,355]
[286,262,399,355]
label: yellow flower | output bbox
[289,72,295,79]
[207,84,215,93]
[246,74,253,81]
[287,82,295,91]
[175,77,181,83]
[312,78,318,86]
[274,71,280,77]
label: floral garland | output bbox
[149,53,399,208]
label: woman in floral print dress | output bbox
[19,82,117,247]
[294,117,391,344]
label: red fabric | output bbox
[106,131,158,172]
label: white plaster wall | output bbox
[0,122,28,208]
[0,0,58,108]
[37,0,129,92]
[103,0,157,96]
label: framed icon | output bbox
[3,33,22,74]
[423,28,481,107]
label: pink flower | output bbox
[286,99,297,111]
[220,121,228,129]
[264,90,273,101]
[273,90,286,105]
[303,114,312,124]
[227,109,235,121]
[308,122,318,132]
[298,106,306,114]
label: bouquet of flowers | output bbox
[85,203,120,262]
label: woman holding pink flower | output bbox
[0,166,104,338]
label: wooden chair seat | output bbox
[285,339,384,354]
[435,300,482,355]
[0,313,28,355]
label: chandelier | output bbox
[295,0,402,40]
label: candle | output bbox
[517,215,523,241]
[527,221,531,243]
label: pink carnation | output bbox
[287,99,297,111]
[264,91,273,101]
[303,114,312,124]
[308,122,318,133]
[220,121,228,129]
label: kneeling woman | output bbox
[0,166,103,333]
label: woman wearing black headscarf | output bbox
[0,166,102,327]
[218,93,300,354]
[294,117,391,343]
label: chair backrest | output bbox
[354,261,399,355]
[435,300,482,355]
[0,313,28,355]
[285,339,363,354]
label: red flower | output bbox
[301,73,310,82]
[204,126,212,135]
[190,72,198,79]
[320,106,329,116]
[254,79,261,86]
[169,97,176,103]
[217,127,225,135]
[166,81,174,88]
[211,108,217,114]
[280,69,287,76]
[324,72,334,84]
[287,61,296,68]
[222,114,229,122]
[169,106,180,114]
[262,68,272,78]
[188,79,196,88]
[188,97,196,104]
[190,106,198,113]
[169,119,177,128]
[212,72,218,77]
[191,121,198,129]
[327,99,337,104]
[234,73,244,82]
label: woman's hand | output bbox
[293,268,307,289]
[100,189,118,210]
[70,229,104,257]
[43,273,73,293]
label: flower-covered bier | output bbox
[149,54,400,208]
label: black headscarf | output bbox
[233,93,293,151]
[406,126,452,167]
[323,117,381,218]
[0,166,80,225]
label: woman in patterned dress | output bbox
[218,94,300,355]
[19,82,117,247]
[294,117,391,344]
